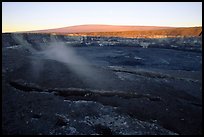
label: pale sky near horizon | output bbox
[2,2,202,32]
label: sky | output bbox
[2,2,202,32]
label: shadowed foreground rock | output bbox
[2,35,202,135]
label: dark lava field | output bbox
[2,34,202,135]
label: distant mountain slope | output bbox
[23,25,202,38]
[27,24,175,33]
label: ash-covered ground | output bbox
[2,34,202,135]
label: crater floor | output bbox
[2,46,202,135]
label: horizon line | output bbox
[2,24,202,33]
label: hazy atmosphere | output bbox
[2,2,202,32]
